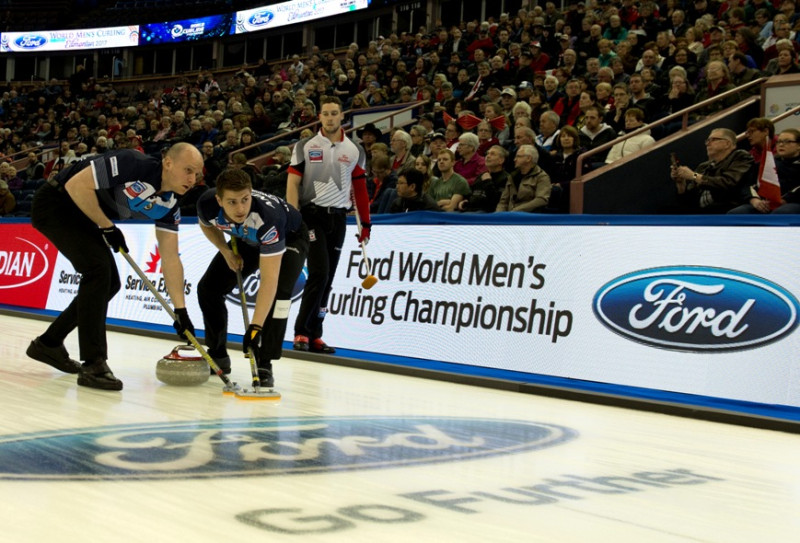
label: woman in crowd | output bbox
[550,125,586,213]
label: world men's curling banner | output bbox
[1,219,799,409]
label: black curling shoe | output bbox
[77,359,123,391]
[27,337,82,374]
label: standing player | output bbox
[287,96,371,353]
[27,142,204,391]
[196,169,308,387]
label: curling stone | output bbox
[156,345,210,386]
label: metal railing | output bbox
[573,77,768,182]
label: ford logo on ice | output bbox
[593,266,799,352]
[0,417,576,480]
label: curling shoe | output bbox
[210,356,231,375]
[27,337,82,374]
[293,335,309,351]
[257,364,275,388]
[78,359,123,391]
[310,338,336,354]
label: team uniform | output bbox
[289,128,370,350]
[31,150,180,367]
[196,189,308,375]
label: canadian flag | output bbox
[757,140,781,210]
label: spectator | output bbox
[695,61,738,116]
[579,105,617,163]
[745,117,776,166]
[458,145,509,212]
[24,151,45,181]
[550,125,586,212]
[605,108,656,164]
[389,129,415,174]
[476,120,500,157]
[414,153,436,194]
[536,111,561,152]
[0,179,15,216]
[390,167,440,213]
[453,132,487,185]
[553,78,583,127]
[428,149,470,211]
[729,127,800,214]
[201,141,224,187]
[367,154,396,213]
[672,128,755,213]
[496,144,552,212]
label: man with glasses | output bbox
[496,144,552,212]
[729,128,800,214]
[671,128,755,213]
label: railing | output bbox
[569,77,769,214]
[573,77,768,183]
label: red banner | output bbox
[0,223,59,309]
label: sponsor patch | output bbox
[309,149,323,162]
[110,156,119,177]
[308,229,316,242]
[124,181,147,198]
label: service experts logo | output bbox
[593,266,800,352]
[0,416,576,481]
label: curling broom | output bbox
[352,193,378,289]
[230,238,281,400]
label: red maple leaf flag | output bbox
[757,139,781,210]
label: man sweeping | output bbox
[196,168,308,388]
[27,142,203,391]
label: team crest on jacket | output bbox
[309,149,323,162]
[260,226,279,245]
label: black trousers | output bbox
[197,226,308,368]
[30,183,121,362]
[293,205,347,341]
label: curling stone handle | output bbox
[172,344,197,355]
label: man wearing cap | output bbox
[517,81,535,102]
[427,131,448,175]
[357,123,383,175]
[500,87,519,116]
[467,27,495,61]
[529,42,551,72]
[516,50,536,85]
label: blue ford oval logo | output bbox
[248,10,274,27]
[0,417,576,480]
[593,266,799,352]
[226,266,307,308]
[14,34,47,49]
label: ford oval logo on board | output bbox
[247,10,274,27]
[0,417,576,480]
[14,34,47,49]
[593,266,799,352]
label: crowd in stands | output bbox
[1,0,800,217]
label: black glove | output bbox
[356,222,371,244]
[101,225,129,253]
[173,308,195,341]
[243,324,262,354]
